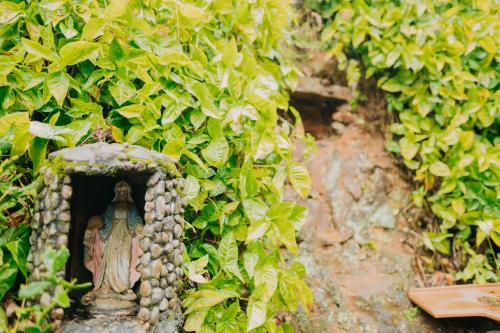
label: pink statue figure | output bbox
[81,181,143,313]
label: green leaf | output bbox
[22,38,58,62]
[0,268,17,300]
[287,163,311,199]
[53,285,70,307]
[246,298,266,331]
[429,161,452,177]
[29,121,72,143]
[0,1,24,24]
[184,309,208,332]
[43,248,69,275]
[399,138,419,160]
[19,281,51,300]
[47,71,69,106]
[246,221,270,242]
[82,18,106,40]
[116,104,145,118]
[201,136,228,168]
[243,199,268,223]
[0,112,30,156]
[59,41,100,66]
[190,82,220,118]
[109,80,136,105]
[184,289,238,315]
[184,175,200,201]
[218,232,244,282]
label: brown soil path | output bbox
[289,95,498,332]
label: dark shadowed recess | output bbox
[67,172,148,301]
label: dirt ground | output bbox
[288,51,499,332]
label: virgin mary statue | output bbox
[81,181,143,312]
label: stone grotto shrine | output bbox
[27,142,187,331]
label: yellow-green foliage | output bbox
[0,0,312,331]
[321,0,499,282]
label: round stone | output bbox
[155,181,165,195]
[147,172,162,187]
[142,267,152,278]
[136,162,146,171]
[141,253,152,266]
[60,199,70,211]
[140,297,152,307]
[159,298,169,311]
[160,232,169,244]
[155,196,166,220]
[151,288,164,303]
[175,267,183,277]
[164,192,172,203]
[61,185,72,199]
[153,232,162,244]
[151,244,162,258]
[168,298,178,310]
[138,307,150,321]
[144,213,155,224]
[43,211,53,225]
[166,180,173,191]
[153,221,162,232]
[167,272,176,284]
[48,223,57,236]
[166,263,175,273]
[173,224,183,239]
[58,222,70,233]
[56,235,68,248]
[150,306,160,324]
[145,188,155,201]
[150,278,159,287]
[147,163,158,172]
[151,259,162,279]
[174,214,182,223]
[145,201,154,212]
[51,175,60,190]
[140,237,152,251]
[174,252,182,266]
[160,278,168,288]
[59,211,71,222]
[163,216,174,231]
[164,287,175,299]
[165,202,173,215]
[49,192,60,209]
[143,224,154,237]
[164,243,173,253]
[174,200,182,214]
[32,213,40,229]
[63,175,71,184]
[140,280,152,297]
[172,239,180,248]
[161,265,168,277]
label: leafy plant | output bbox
[1,248,90,333]
[319,0,499,282]
[0,0,312,331]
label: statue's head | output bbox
[113,181,134,203]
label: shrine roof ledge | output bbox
[47,142,179,171]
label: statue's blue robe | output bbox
[100,202,142,240]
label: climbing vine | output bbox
[314,0,499,282]
[0,0,312,331]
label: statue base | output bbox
[89,298,138,316]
